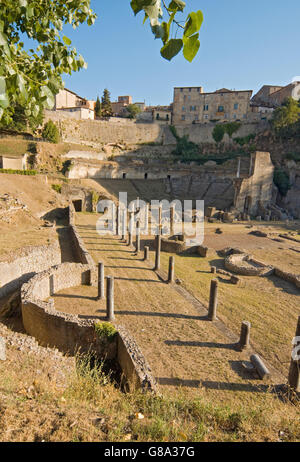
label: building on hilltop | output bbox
[172,86,252,125]
[252,81,300,107]
[53,88,95,120]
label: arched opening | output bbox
[73,200,83,212]
[144,173,148,179]
[122,173,127,179]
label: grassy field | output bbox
[0,340,299,442]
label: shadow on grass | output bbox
[164,339,239,350]
[157,377,277,393]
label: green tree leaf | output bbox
[183,33,200,62]
[184,10,203,38]
[160,38,183,61]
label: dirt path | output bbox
[52,213,286,403]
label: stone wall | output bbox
[21,262,110,356]
[0,241,61,299]
[44,110,267,147]
[234,151,274,216]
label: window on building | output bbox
[234,103,239,110]
[203,104,209,111]
[218,106,224,112]
[182,106,185,112]
[189,88,191,92]
[181,115,185,121]
[204,115,208,119]
[190,106,197,111]
[195,115,199,121]
[180,88,183,92]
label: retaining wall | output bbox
[0,241,61,299]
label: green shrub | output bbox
[273,168,291,196]
[286,152,300,162]
[51,184,62,194]
[234,133,255,146]
[42,120,60,143]
[169,126,199,161]
[0,168,37,175]
[223,122,241,138]
[94,322,117,343]
[212,124,225,143]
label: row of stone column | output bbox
[116,203,176,242]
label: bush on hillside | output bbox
[42,120,60,143]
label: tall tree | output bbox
[95,96,101,118]
[101,89,112,118]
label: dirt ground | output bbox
[50,213,300,413]
[0,174,67,260]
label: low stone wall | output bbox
[21,262,157,391]
[274,268,300,289]
[0,241,61,299]
[117,326,157,393]
[197,245,215,258]
[225,253,273,276]
[68,203,97,286]
[161,238,186,254]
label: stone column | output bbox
[121,209,126,241]
[211,266,217,274]
[168,256,175,283]
[144,203,149,235]
[106,276,115,321]
[154,234,161,271]
[236,156,241,179]
[135,219,141,253]
[250,355,270,380]
[128,211,134,246]
[288,316,300,392]
[116,205,120,236]
[144,246,149,261]
[239,321,251,351]
[170,205,175,236]
[97,262,105,300]
[208,279,218,321]
[158,205,162,234]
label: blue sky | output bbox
[61,0,300,105]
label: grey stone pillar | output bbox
[121,209,126,241]
[144,203,149,235]
[106,276,115,321]
[239,321,251,351]
[144,246,149,261]
[288,316,300,392]
[128,212,134,246]
[116,205,120,236]
[158,205,162,235]
[250,354,270,380]
[237,156,241,179]
[208,279,218,321]
[135,219,141,253]
[154,234,161,271]
[170,205,175,236]
[168,256,175,283]
[97,262,105,300]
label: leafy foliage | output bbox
[273,168,291,196]
[0,0,96,126]
[170,125,199,161]
[94,322,117,343]
[234,133,256,146]
[212,124,225,143]
[101,89,112,118]
[51,183,62,194]
[125,104,142,119]
[223,122,241,138]
[0,168,37,175]
[42,120,60,143]
[95,96,101,118]
[131,0,203,62]
[271,98,300,136]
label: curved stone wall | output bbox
[225,253,274,277]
